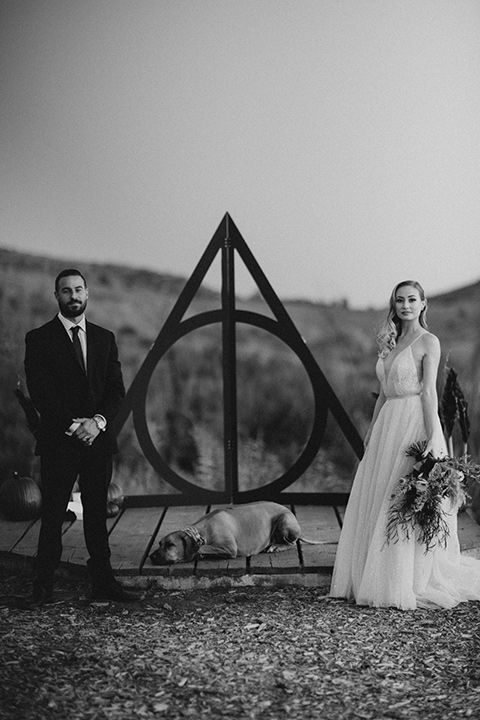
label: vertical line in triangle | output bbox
[222,213,238,503]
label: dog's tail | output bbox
[298,537,338,545]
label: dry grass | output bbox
[1,567,479,719]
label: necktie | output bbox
[71,325,86,374]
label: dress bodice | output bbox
[376,344,423,398]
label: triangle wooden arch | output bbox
[114,213,363,506]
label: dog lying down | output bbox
[149,501,335,565]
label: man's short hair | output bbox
[55,269,87,292]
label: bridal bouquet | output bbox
[386,440,480,552]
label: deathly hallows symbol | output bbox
[113,213,363,504]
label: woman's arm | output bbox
[420,334,445,458]
[363,385,386,448]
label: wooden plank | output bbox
[336,506,346,524]
[224,554,249,574]
[123,492,351,507]
[11,515,76,560]
[458,508,480,553]
[295,505,340,569]
[195,506,247,576]
[4,504,478,582]
[155,505,208,536]
[125,495,227,507]
[106,507,163,574]
[249,504,301,574]
[249,544,300,573]
[296,505,342,540]
[146,505,209,577]
[0,518,37,553]
[8,520,41,558]
[60,511,122,568]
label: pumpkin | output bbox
[106,500,120,518]
[106,481,124,517]
[0,472,42,521]
[107,481,124,509]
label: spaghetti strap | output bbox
[409,331,428,348]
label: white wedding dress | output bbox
[330,334,480,609]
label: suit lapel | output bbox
[51,316,77,362]
[86,321,101,383]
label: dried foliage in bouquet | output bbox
[386,440,480,552]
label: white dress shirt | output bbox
[58,313,106,433]
[57,312,87,370]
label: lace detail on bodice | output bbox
[376,345,422,398]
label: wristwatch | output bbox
[93,415,107,432]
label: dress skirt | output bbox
[330,394,480,610]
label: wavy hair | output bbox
[376,280,428,357]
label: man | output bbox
[25,268,139,603]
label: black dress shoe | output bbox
[90,582,142,602]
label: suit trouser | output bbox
[35,445,114,587]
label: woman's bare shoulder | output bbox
[420,331,441,354]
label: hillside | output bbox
[1,247,479,494]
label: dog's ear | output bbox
[178,531,198,561]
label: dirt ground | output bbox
[0,567,479,720]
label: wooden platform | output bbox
[1,503,480,589]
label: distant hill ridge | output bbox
[0,246,216,300]
[1,245,478,309]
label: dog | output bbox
[149,501,330,564]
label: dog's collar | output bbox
[183,526,206,547]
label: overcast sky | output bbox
[1,0,479,308]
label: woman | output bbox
[330,280,480,609]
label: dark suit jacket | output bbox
[25,316,125,456]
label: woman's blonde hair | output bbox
[376,280,428,357]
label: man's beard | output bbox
[59,299,87,318]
